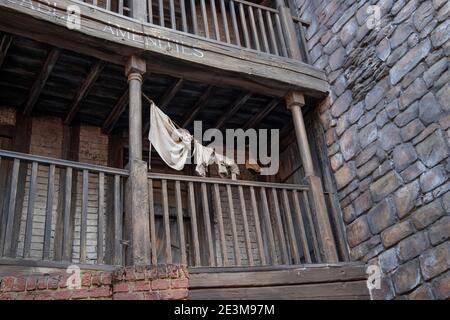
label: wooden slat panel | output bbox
[175,180,187,265]
[158,0,165,27]
[147,0,153,24]
[97,172,105,264]
[189,263,368,288]
[271,188,289,264]
[292,190,311,263]
[210,0,221,40]
[161,179,172,264]
[238,186,253,266]
[213,184,228,266]
[200,0,210,38]
[248,6,260,51]
[2,159,20,257]
[180,0,188,32]
[201,183,215,266]
[281,189,300,264]
[239,2,251,47]
[190,0,198,35]
[257,8,269,53]
[148,178,157,265]
[188,182,201,266]
[226,185,241,266]
[23,162,38,258]
[275,13,288,57]
[229,0,241,46]
[62,167,73,261]
[169,0,176,29]
[260,187,277,264]
[265,11,279,55]
[220,0,231,43]
[79,169,89,263]
[43,164,55,260]
[249,186,265,265]
[302,190,321,263]
[113,175,122,265]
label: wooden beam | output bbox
[243,98,279,129]
[0,33,13,69]
[102,89,129,134]
[215,92,252,129]
[142,78,184,134]
[64,60,106,125]
[23,48,61,116]
[181,85,214,128]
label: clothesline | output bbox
[144,94,240,178]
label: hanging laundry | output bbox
[215,153,240,178]
[193,140,215,177]
[148,103,192,171]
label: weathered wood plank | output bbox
[79,169,89,263]
[43,164,56,260]
[213,184,228,266]
[23,161,38,259]
[249,186,265,265]
[64,60,106,125]
[102,89,129,134]
[148,178,157,265]
[23,48,60,116]
[62,167,73,262]
[97,172,105,264]
[188,182,201,266]
[201,183,215,267]
[175,180,187,265]
[161,179,172,264]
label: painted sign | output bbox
[2,0,205,58]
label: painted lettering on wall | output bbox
[3,0,205,59]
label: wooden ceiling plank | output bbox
[143,78,184,134]
[64,60,106,125]
[215,92,252,129]
[243,98,280,130]
[23,48,61,116]
[0,34,13,69]
[181,85,214,128]
[102,88,129,134]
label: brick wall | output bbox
[294,0,449,299]
[0,265,188,300]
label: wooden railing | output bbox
[147,172,323,267]
[0,150,127,266]
[81,0,309,61]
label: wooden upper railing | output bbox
[0,150,346,268]
[82,0,310,61]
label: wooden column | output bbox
[124,56,151,266]
[285,91,338,263]
[276,0,302,60]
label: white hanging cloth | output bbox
[147,100,240,178]
[148,102,192,171]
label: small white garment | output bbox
[193,140,215,177]
[148,103,192,171]
[215,153,240,178]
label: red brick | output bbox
[26,276,37,291]
[58,275,69,289]
[53,290,74,300]
[134,281,151,292]
[144,292,159,300]
[125,267,135,281]
[1,277,15,292]
[37,276,48,290]
[81,273,92,287]
[113,283,129,293]
[47,276,60,290]
[151,279,170,290]
[12,277,26,292]
[101,273,112,285]
[113,292,144,300]
[171,278,188,289]
[0,293,14,300]
[159,289,188,300]
[91,274,102,287]
[71,289,90,300]
[89,287,112,298]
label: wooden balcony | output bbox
[0,149,348,269]
[0,0,329,98]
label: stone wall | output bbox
[295,0,449,299]
[0,264,188,300]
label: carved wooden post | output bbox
[131,0,148,22]
[276,0,302,60]
[286,91,339,263]
[125,56,151,266]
